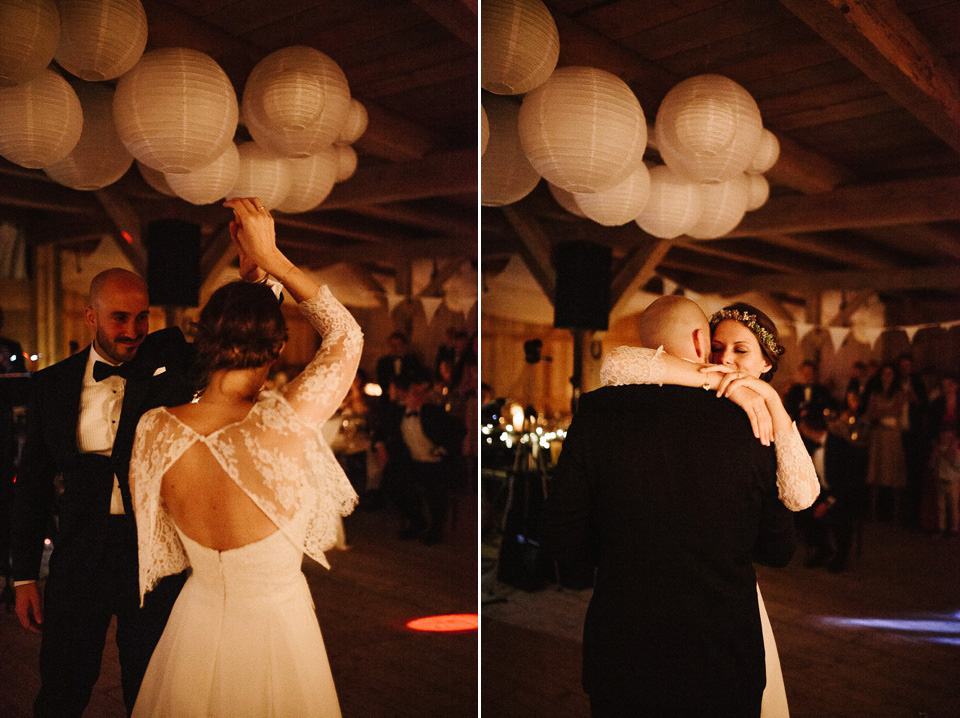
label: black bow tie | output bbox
[93,360,131,382]
[404,410,420,418]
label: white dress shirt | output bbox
[79,344,126,514]
[401,411,442,463]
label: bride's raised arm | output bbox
[224,198,363,425]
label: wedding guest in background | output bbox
[922,374,959,531]
[845,361,869,402]
[375,331,424,397]
[0,308,26,374]
[928,425,960,536]
[784,360,835,442]
[897,353,930,526]
[866,363,908,522]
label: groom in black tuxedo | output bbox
[543,296,796,718]
[12,268,194,717]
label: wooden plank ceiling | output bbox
[481,0,960,326]
[0,0,478,283]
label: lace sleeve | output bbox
[280,285,363,426]
[130,408,190,606]
[774,421,821,511]
[600,345,666,387]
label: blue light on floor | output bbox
[819,611,960,645]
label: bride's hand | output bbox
[230,220,267,283]
[726,385,774,445]
[223,197,288,277]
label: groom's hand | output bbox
[727,386,773,446]
[15,582,43,633]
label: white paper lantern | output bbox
[548,182,586,217]
[481,0,559,95]
[242,46,350,157]
[518,67,647,193]
[113,48,238,174]
[745,173,769,211]
[337,99,367,144]
[43,82,132,190]
[227,142,292,209]
[655,74,763,183]
[137,160,175,196]
[481,106,489,156]
[574,164,651,226]
[0,0,60,87]
[0,68,81,168]
[165,142,240,205]
[748,128,780,174]
[635,164,703,239]
[686,174,750,239]
[482,95,540,207]
[275,148,338,214]
[334,144,357,182]
[54,0,146,81]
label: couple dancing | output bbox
[13,198,361,717]
[543,295,820,717]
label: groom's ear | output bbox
[693,328,708,360]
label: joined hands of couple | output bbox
[697,363,788,447]
[223,197,319,304]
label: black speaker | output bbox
[553,240,611,331]
[146,219,201,307]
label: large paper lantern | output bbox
[635,165,703,239]
[748,128,780,174]
[655,74,763,183]
[686,174,750,239]
[337,99,367,144]
[0,0,60,87]
[242,46,350,157]
[745,173,769,211]
[574,164,650,226]
[166,142,240,205]
[482,95,540,206]
[54,0,147,81]
[227,142,292,209]
[113,48,238,174]
[137,160,175,196]
[481,0,559,95]
[43,82,132,190]
[275,148,338,213]
[548,182,585,218]
[0,69,81,168]
[334,144,357,182]
[518,67,647,193]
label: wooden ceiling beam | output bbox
[416,258,467,298]
[828,290,874,326]
[0,173,100,216]
[859,225,960,263]
[279,235,474,264]
[273,214,395,244]
[320,149,477,209]
[350,202,475,238]
[501,205,556,301]
[673,241,803,274]
[93,187,146,274]
[411,0,477,47]
[753,233,895,270]
[610,240,673,316]
[728,176,960,237]
[745,265,960,293]
[778,0,960,154]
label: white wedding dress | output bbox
[130,286,363,718]
[601,345,821,718]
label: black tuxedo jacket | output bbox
[542,385,796,715]
[11,328,194,582]
[375,401,466,467]
[375,352,424,390]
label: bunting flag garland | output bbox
[420,296,443,324]
[859,326,884,350]
[827,326,851,352]
[660,276,677,296]
[794,322,815,344]
[903,326,921,343]
[385,292,406,313]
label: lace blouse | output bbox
[600,345,820,512]
[131,285,364,603]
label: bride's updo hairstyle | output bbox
[192,281,287,391]
[709,301,785,382]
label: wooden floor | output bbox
[482,521,960,718]
[0,498,478,718]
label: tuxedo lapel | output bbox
[52,347,89,458]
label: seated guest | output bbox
[374,368,465,545]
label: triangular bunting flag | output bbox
[861,326,884,349]
[385,292,406,313]
[903,325,921,343]
[942,320,960,330]
[661,277,678,296]
[794,322,815,343]
[420,297,443,324]
[827,326,851,352]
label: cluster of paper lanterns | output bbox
[0,0,363,213]
[481,0,780,239]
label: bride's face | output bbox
[710,320,772,379]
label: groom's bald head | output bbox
[637,295,710,363]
